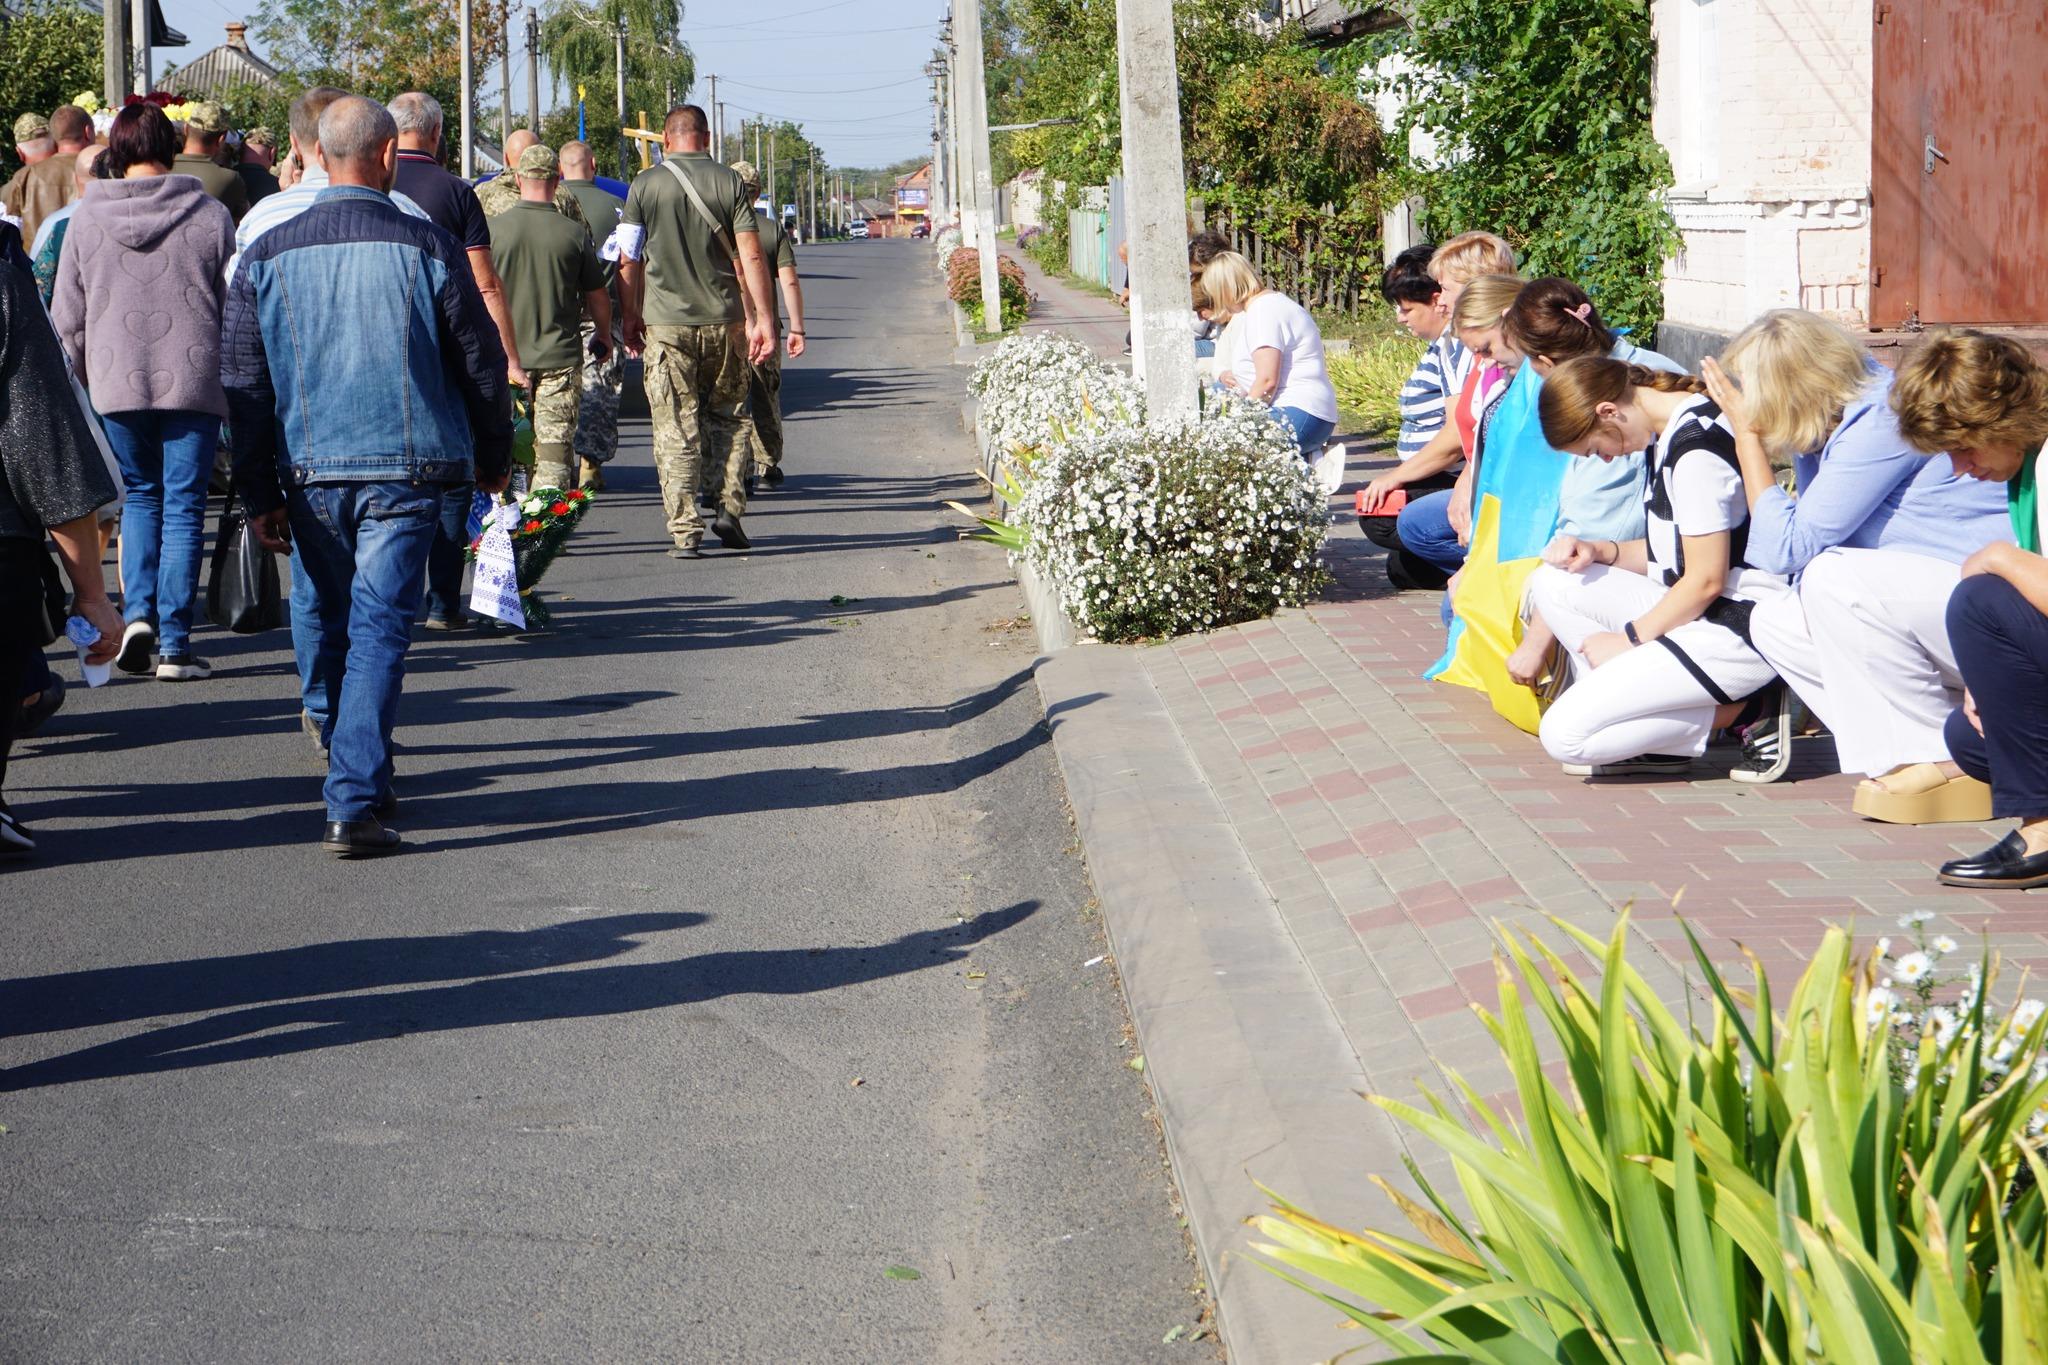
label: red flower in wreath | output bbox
[567,489,587,501]
[549,501,572,516]
[469,537,482,553]
[522,519,544,534]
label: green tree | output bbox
[0,1,102,182]
[251,0,509,113]
[1353,0,1679,333]
[539,0,691,178]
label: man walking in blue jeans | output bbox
[223,96,513,857]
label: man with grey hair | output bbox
[477,127,587,225]
[390,89,528,631]
[223,94,513,857]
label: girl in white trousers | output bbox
[1525,358,1791,775]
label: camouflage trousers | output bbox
[643,322,749,547]
[739,346,784,475]
[529,366,582,491]
[572,315,625,467]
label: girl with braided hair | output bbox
[1523,357,1792,778]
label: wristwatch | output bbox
[1623,621,1642,646]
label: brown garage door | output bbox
[1871,0,2048,327]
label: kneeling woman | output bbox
[1525,358,1790,776]
[1887,332,2048,888]
[1200,251,1338,458]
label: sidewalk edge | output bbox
[1035,646,1390,1365]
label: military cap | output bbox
[244,126,276,149]
[515,143,559,178]
[730,159,760,192]
[185,101,231,134]
[12,112,51,143]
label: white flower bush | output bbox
[1018,397,1329,642]
[969,332,1145,457]
[964,332,1331,643]
[1867,914,2048,1135]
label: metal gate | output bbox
[1871,0,2048,327]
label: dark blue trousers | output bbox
[1944,574,2048,819]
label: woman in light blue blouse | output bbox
[1702,310,2012,817]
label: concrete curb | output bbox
[1035,646,1387,1365]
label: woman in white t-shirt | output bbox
[1522,357,1792,778]
[1199,251,1339,458]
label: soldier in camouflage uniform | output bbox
[617,106,777,557]
[486,145,611,490]
[726,162,806,496]
[558,141,626,491]
[478,128,589,227]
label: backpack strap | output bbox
[660,157,753,326]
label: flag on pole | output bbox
[577,83,586,142]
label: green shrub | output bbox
[1327,333,1426,439]
[1253,915,2048,1362]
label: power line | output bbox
[695,22,940,42]
[721,75,925,95]
[686,0,864,31]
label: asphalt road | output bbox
[0,241,1211,1362]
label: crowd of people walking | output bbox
[0,91,803,860]
[1359,231,2048,892]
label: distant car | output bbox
[847,219,868,239]
[910,219,930,239]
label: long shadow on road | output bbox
[2,902,1036,1090]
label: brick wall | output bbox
[1653,0,1875,337]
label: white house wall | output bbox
[1653,0,1874,339]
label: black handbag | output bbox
[33,542,68,646]
[206,488,285,634]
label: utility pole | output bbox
[752,122,761,174]
[525,7,540,135]
[768,130,777,220]
[707,76,719,160]
[953,0,999,323]
[101,0,126,106]
[928,59,946,237]
[130,0,149,93]
[1114,0,1199,417]
[946,28,967,234]
[614,15,629,179]
[459,0,475,175]
[499,0,512,145]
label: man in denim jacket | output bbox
[223,97,513,858]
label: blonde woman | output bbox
[1201,250,1338,457]
[1886,332,2048,885]
[1394,274,1526,582]
[1700,311,2011,806]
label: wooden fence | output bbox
[1201,207,1371,316]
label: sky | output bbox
[158,0,948,169]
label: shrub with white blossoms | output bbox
[1865,912,2048,1137]
[1018,395,1330,642]
[969,331,1146,457]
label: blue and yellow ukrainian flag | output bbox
[1426,365,1569,735]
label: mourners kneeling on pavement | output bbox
[1884,331,2048,889]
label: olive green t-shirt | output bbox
[488,201,606,372]
[621,153,757,326]
[172,153,250,223]
[756,215,796,324]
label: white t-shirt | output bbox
[1228,291,1338,422]
[1649,395,1782,603]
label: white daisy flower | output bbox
[1893,952,1934,985]
[1931,935,1959,955]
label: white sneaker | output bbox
[155,654,214,681]
[114,620,156,674]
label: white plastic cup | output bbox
[66,615,111,687]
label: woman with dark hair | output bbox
[51,102,234,682]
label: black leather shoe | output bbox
[372,790,399,820]
[668,543,703,560]
[1938,831,2048,889]
[697,491,716,512]
[712,512,751,550]
[322,818,402,858]
[761,464,785,488]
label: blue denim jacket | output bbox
[223,185,512,516]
